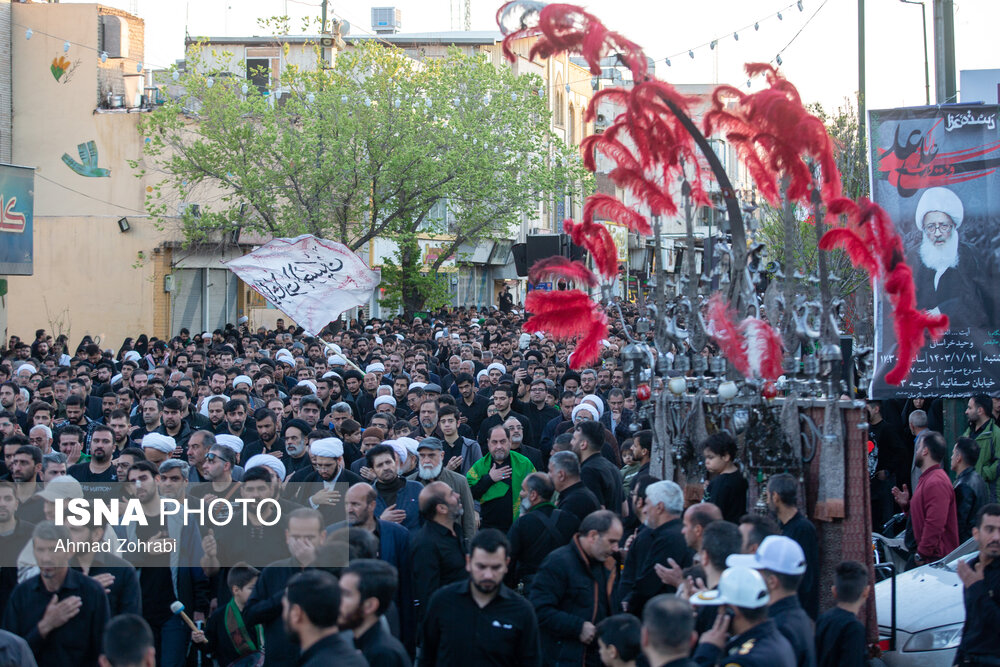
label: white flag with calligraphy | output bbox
[225,234,380,333]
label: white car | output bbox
[875,539,978,666]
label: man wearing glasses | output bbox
[907,186,1000,330]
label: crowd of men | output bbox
[0,313,995,667]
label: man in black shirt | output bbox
[522,380,560,451]
[282,570,367,667]
[455,374,489,435]
[574,420,625,515]
[549,451,601,529]
[641,596,700,667]
[768,473,820,619]
[0,481,34,615]
[866,400,908,529]
[100,614,156,667]
[507,472,576,592]
[955,503,1000,664]
[626,480,692,617]
[339,559,410,667]
[67,522,141,617]
[410,481,467,632]
[68,424,116,485]
[468,425,535,533]
[423,529,540,667]
[2,521,110,667]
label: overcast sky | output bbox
[64,0,1000,111]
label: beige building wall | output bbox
[5,3,180,348]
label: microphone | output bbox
[170,601,207,642]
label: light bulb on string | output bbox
[364,98,371,107]
[710,40,716,50]
[797,1,804,10]
[510,92,517,102]
[777,11,783,19]
[394,98,401,108]
[776,54,783,66]
[206,77,214,88]
[100,51,108,63]
[25,28,32,40]
[241,83,249,94]
[307,93,315,103]
[341,94,348,104]
[754,22,759,30]
[172,70,180,81]
[747,79,752,88]
[688,50,694,59]
[64,41,71,52]
[665,57,671,66]
[137,62,143,73]
[733,32,739,41]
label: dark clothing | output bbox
[704,470,748,524]
[244,557,312,667]
[815,607,866,667]
[457,395,490,435]
[954,467,989,543]
[506,503,576,591]
[409,521,467,630]
[512,443,544,470]
[374,477,423,531]
[2,568,110,667]
[67,462,116,485]
[240,437,287,463]
[477,411,533,449]
[529,536,616,667]
[282,467,365,524]
[194,601,262,667]
[440,436,483,476]
[955,555,1000,664]
[556,481,602,528]
[354,621,410,667]
[422,581,541,667]
[617,525,651,611]
[692,619,796,667]
[71,552,141,617]
[768,595,817,667]
[658,659,699,667]
[296,632,368,667]
[781,511,820,619]
[906,240,1000,331]
[524,404,561,451]
[580,453,625,514]
[626,518,692,617]
[0,520,34,614]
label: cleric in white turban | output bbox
[906,186,1000,330]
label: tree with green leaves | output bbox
[134,40,589,316]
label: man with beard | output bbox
[415,399,440,439]
[468,425,535,533]
[962,395,1000,502]
[368,444,423,530]
[504,416,543,470]
[339,559,410,667]
[422,529,540,667]
[283,437,364,524]
[507,472,576,593]
[954,503,1000,663]
[157,398,192,454]
[10,444,43,523]
[281,419,313,477]
[107,410,132,454]
[240,408,285,462]
[625,481,692,617]
[437,406,481,475]
[407,438,475,542]
[281,570,366,666]
[410,481,467,632]
[67,520,141,617]
[0,481,34,615]
[905,186,1000,329]
[3,521,109,667]
[68,425,116,483]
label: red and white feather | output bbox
[706,294,784,382]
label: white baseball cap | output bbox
[726,535,807,575]
[689,567,770,608]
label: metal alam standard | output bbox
[497,2,947,501]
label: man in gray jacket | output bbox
[407,437,476,542]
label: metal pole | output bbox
[858,0,866,144]
[932,0,956,103]
[899,0,931,105]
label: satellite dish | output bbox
[339,20,351,36]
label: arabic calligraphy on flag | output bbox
[225,235,380,333]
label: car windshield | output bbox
[931,537,979,571]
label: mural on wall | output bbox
[50,55,80,83]
[62,141,111,177]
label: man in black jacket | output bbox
[529,510,622,667]
[507,472,576,592]
[573,420,625,515]
[549,451,601,529]
[283,437,364,524]
[282,570,367,667]
[641,596,700,667]
[339,559,409,667]
[409,481,467,632]
[625,480,692,617]
[244,508,327,667]
[952,437,989,543]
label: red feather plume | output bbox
[819,198,949,384]
[523,289,608,369]
[705,294,786,382]
[528,256,598,288]
[564,219,618,278]
[703,63,841,207]
[706,295,750,378]
[583,193,652,236]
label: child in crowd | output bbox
[701,433,748,523]
[192,563,263,667]
[596,614,645,667]
[815,560,869,667]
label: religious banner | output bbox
[869,104,1000,397]
[0,164,34,275]
[226,234,380,334]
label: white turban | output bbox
[385,440,409,465]
[16,364,36,375]
[215,434,244,455]
[374,395,397,409]
[519,333,531,350]
[396,436,420,455]
[311,437,343,459]
[123,351,141,363]
[201,332,212,340]
[366,363,385,374]
[394,334,405,341]
[572,404,600,422]
[487,362,507,374]
[476,370,489,382]
[297,380,318,394]
[408,382,426,390]
[374,336,383,345]
[582,394,605,418]
[245,454,286,482]
[141,432,176,453]
[434,331,445,340]
[275,349,294,362]
[322,371,342,381]
[233,375,253,388]
[111,373,122,386]
[916,187,964,229]
[328,355,347,366]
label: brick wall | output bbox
[96,5,145,106]
[151,247,172,340]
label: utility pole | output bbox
[858,0,866,159]
[933,0,957,103]
[464,0,471,31]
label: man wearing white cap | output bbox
[690,567,796,667]
[906,186,1000,329]
[727,535,816,667]
[140,432,176,467]
[282,437,364,524]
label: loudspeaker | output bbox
[526,234,562,268]
[512,243,528,277]
[563,234,586,262]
